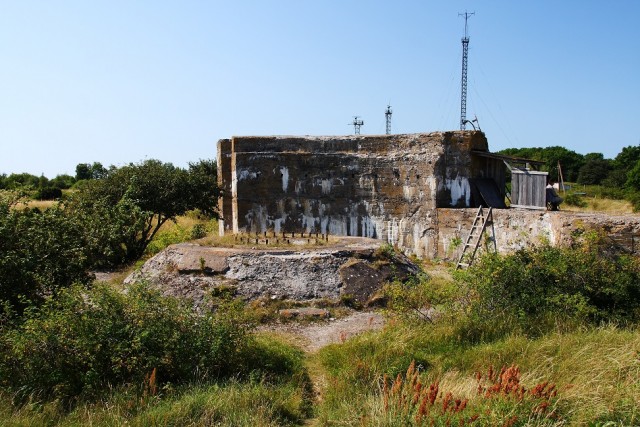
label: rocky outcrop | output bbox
[125,237,420,310]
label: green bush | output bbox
[564,192,587,207]
[384,273,460,324]
[34,186,62,200]
[458,234,640,340]
[0,283,255,402]
[0,201,93,314]
[627,191,640,212]
[190,223,207,239]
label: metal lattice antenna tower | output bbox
[459,11,474,130]
[350,116,364,135]
[385,104,392,135]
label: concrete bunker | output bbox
[217,130,553,257]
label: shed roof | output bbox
[471,150,547,169]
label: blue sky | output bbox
[1,1,639,177]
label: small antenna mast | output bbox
[350,116,364,135]
[459,10,474,130]
[385,104,392,135]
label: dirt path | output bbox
[259,310,385,353]
[258,311,386,426]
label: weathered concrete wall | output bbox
[217,139,232,235]
[436,209,640,261]
[218,131,489,257]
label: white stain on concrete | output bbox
[361,215,384,239]
[320,216,329,235]
[358,175,376,195]
[246,205,269,233]
[280,167,289,192]
[403,185,416,200]
[274,218,283,233]
[425,176,438,200]
[321,179,332,195]
[328,218,347,235]
[349,215,359,236]
[237,169,257,181]
[446,176,471,206]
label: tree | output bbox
[186,159,219,217]
[3,173,40,190]
[34,186,62,201]
[67,159,219,264]
[613,145,640,172]
[540,146,584,182]
[625,159,640,192]
[498,146,585,182]
[583,152,604,162]
[50,174,76,190]
[75,163,92,181]
[577,156,611,185]
[90,162,108,179]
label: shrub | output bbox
[384,273,460,324]
[627,191,640,212]
[0,283,255,403]
[564,192,587,207]
[0,201,92,314]
[191,223,207,239]
[376,243,396,259]
[34,186,62,201]
[458,234,640,339]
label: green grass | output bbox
[144,213,218,256]
[0,332,313,426]
[0,380,309,427]
[313,322,640,426]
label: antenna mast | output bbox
[350,116,364,135]
[385,104,392,135]
[459,11,474,130]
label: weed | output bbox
[379,362,561,425]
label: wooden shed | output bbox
[471,150,548,210]
[510,169,548,209]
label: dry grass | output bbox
[562,196,635,215]
[12,199,58,211]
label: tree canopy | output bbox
[0,159,219,314]
[66,159,218,264]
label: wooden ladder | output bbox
[456,206,496,270]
